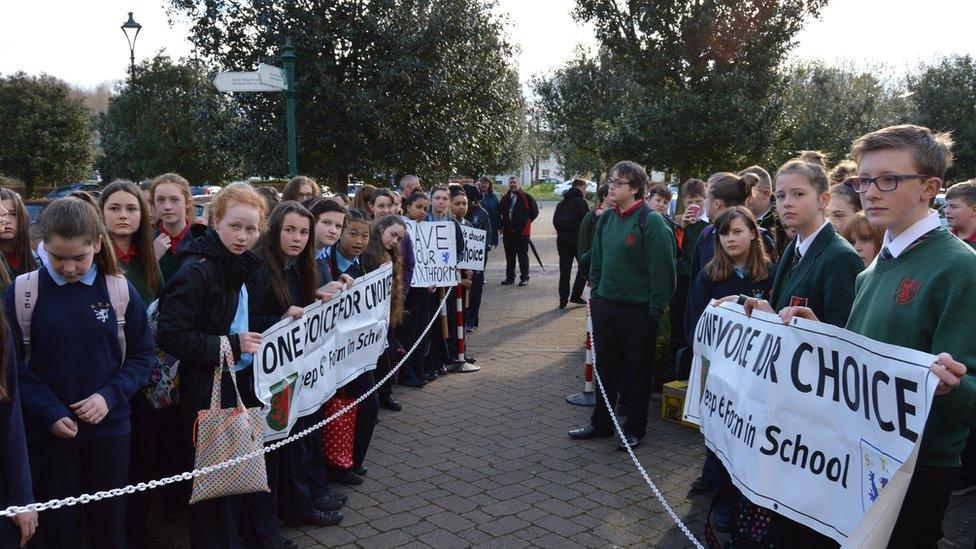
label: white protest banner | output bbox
[683,304,937,545]
[405,220,458,287]
[458,226,487,271]
[253,264,393,442]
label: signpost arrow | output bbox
[212,71,285,93]
[257,63,288,90]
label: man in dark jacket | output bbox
[552,179,589,308]
[499,176,539,286]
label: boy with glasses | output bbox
[788,125,976,547]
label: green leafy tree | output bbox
[776,61,913,168]
[98,55,245,184]
[168,0,525,189]
[572,0,829,181]
[0,72,95,196]
[908,55,976,181]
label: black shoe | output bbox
[568,425,613,440]
[465,356,477,364]
[354,466,368,476]
[246,534,298,549]
[518,279,529,287]
[500,279,514,285]
[379,395,401,411]
[313,494,345,512]
[292,510,343,527]
[399,377,425,388]
[436,364,448,375]
[617,434,641,451]
[570,297,587,305]
[329,469,363,486]
[327,489,348,504]
[559,299,568,310]
[423,371,438,381]
[126,531,174,549]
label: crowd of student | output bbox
[563,124,976,548]
[0,172,509,548]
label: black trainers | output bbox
[500,279,514,285]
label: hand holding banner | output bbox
[683,304,937,545]
[254,265,393,441]
[458,226,487,271]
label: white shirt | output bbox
[796,219,831,259]
[882,210,941,259]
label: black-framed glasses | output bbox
[845,174,929,193]
[608,178,630,188]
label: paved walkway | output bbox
[157,200,975,547]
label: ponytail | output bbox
[707,172,757,207]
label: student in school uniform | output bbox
[842,212,885,267]
[826,181,863,236]
[741,165,777,234]
[568,161,676,451]
[666,179,707,381]
[0,307,37,548]
[765,159,864,328]
[149,173,198,281]
[361,215,408,410]
[423,186,465,376]
[5,198,155,549]
[739,126,976,547]
[400,192,435,386]
[155,186,267,549]
[99,180,187,548]
[945,180,976,250]
[577,184,612,281]
[324,209,379,487]
[463,184,490,331]
[243,201,343,547]
[0,189,38,280]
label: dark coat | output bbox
[769,222,864,328]
[499,189,539,236]
[155,228,263,415]
[552,187,590,240]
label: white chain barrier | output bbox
[0,288,454,518]
[586,301,705,549]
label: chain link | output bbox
[0,288,454,518]
[586,301,704,548]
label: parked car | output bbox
[193,196,213,225]
[538,176,562,185]
[190,185,222,196]
[45,182,102,199]
[936,192,948,228]
[25,199,53,224]
[553,179,597,196]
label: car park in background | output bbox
[45,182,102,199]
[25,199,52,224]
[190,185,222,196]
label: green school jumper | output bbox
[770,222,864,328]
[847,229,976,467]
[589,203,676,320]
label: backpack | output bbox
[13,270,129,362]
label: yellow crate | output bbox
[661,380,698,430]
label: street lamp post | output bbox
[281,37,297,178]
[121,12,142,80]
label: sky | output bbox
[1,0,975,90]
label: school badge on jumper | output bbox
[625,233,636,246]
[91,302,111,323]
[860,439,901,512]
[894,277,921,305]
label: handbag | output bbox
[321,390,358,469]
[189,336,270,504]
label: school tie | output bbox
[878,246,893,261]
[791,248,802,270]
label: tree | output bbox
[776,61,913,168]
[908,55,976,181]
[572,0,829,181]
[98,55,245,184]
[168,0,525,188]
[0,72,96,196]
[532,49,624,181]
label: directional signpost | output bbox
[212,38,298,177]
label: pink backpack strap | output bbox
[13,271,39,353]
[105,275,130,361]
